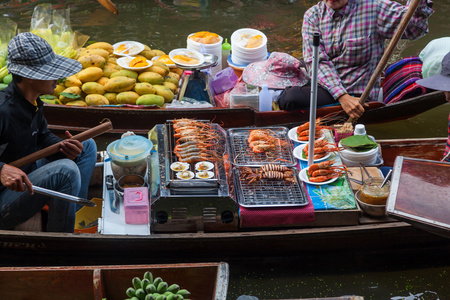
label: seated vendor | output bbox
[0,33,97,233]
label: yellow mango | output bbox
[104,76,136,93]
[76,67,103,83]
[97,76,110,86]
[104,92,118,104]
[77,54,106,69]
[170,67,184,77]
[151,61,170,74]
[116,91,140,105]
[82,82,106,95]
[59,86,82,104]
[53,84,66,97]
[163,81,178,94]
[140,50,157,60]
[138,72,164,85]
[153,84,175,103]
[102,62,123,78]
[134,82,156,95]
[164,75,179,87]
[110,70,138,80]
[64,75,82,88]
[79,48,110,59]
[86,42,114,54]
[85,94,109,106]
[106,55,118,65]
[136,94,165,107]
[143,44,152,52]
[168,71,180,81]
[144,65,167,77]
[152,49,166,56]
[65,100,88,107]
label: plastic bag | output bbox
[0,18,17,68]
[210,67,238,94]
[30,4,88,59]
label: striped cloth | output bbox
[382,56,428,104]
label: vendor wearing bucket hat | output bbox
[416,51,450,162]
[0,32,97,232]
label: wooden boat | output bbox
[44,91,446,137]
[1,137,449,267]
[0,262,229,300]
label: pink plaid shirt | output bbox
[445,113,450,161]
[302,0,434,102]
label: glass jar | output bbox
[359,177,390,205]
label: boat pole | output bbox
[349,0,421,123]
[308,32,320,167]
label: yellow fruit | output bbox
[134,82,156,95]
[140,50,157,60]
[110,70,139,80]
[107,55,118,65]
[78,54,106,69]
[170,67,184,76]
[82,82,106,95]
[79,48,110,59]
[164,75,179,87]
[116,91,140,105]
[86,42,114,54]
[152,49,166,56]
[65,100,88,106]
[151,61,170,74]
[53,84,66,97]
[143,44,152,52]
[163,81,178,94]
[97,76,109,86]
[138,72,164,85]
[153,84,175,103]
[64,75,82,88]
[103,62,123,78]
[136,94,165,107]
[144,65,167,77]
[168,71,180,81]
[76,67,103,83]
[59,86,82,104]
[104,76,136,93]
[104,92,118,104]
[85,94,109,106]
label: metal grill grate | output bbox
[234,167,309,207]
[228,127,296,167]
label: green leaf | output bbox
[340,134,377,152]
[59,92,81,99]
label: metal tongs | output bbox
[29,184,97,207]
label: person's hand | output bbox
[0,164,33,194]
[338,94,368,120]
[60,131,83,160]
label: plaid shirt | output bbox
[445,113,450,162]
[302,0,434,102]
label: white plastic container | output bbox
[258,84,272,111]
[339,142,379,166]
[231,28,268,66]
[187,33,223,76]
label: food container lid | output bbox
[107,135,153,164]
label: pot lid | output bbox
[106,135,153,162]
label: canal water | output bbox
[1,0,450,299]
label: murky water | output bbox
[2,0,450,299]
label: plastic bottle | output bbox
[259,84,272,111]
[354,124,366,135]
[222,38,231,70]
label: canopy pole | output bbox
[308,32,320,167]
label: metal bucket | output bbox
[114,174,146,202]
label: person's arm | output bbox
[377,0,434,40]
[0,163,33,193]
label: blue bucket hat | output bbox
[7,32,81,80]
[416,51,450,92]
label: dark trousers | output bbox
[278,85,337,110]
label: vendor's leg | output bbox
[74,139,97,200]
[0,159,80,232]
[278,85,336,110]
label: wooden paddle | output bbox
[348,0,422,123]
[9,119,113,168]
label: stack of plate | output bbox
[231,28,268,66]
[187,33,223,76]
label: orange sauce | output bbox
[173,54,199,65]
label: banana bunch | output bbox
[125,271,191,300]
[31,28,78,59]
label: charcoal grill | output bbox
[148,121,238,233]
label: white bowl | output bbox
[339,142,379,162]
[187,33,223,48]
[117,56,153,70]
[169,48,205,67]
[231,28,268,51]
[113,41,145,56]
[355,190,386,217]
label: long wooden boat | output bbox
[44,91,446,136]
[0,262,229,300]
[1,137,449,267]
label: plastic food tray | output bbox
[227,126,296,167]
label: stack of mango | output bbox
[44,41,183,108]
